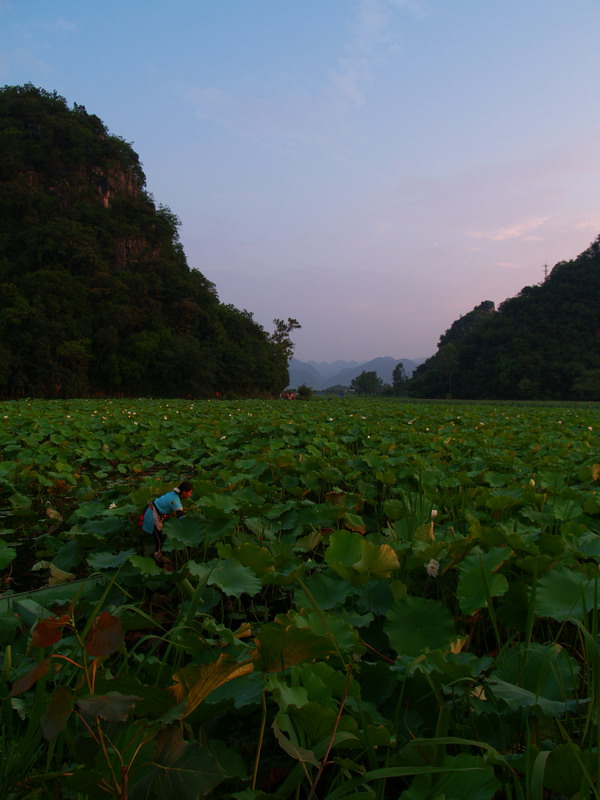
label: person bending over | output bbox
[141,481,193,562]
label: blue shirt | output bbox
[142,489,183,533]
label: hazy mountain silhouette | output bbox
[288,356,427,390]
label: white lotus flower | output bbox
[426,558,440,577]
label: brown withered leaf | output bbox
[31,614,71,648]
[85,611,125,656]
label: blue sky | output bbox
[2,0,600,362]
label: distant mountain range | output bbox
[287,356,428,390]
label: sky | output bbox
[2,0,600,363]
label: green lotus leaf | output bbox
[458,546,510,576]
[0,613,20,644]
[549,496,584,522]
[128,555,163,575]
[415,650,492,687]
[353,541,400,579]
[535,567,598,622]
[424,753,500,800]
[273,719,320,766]
[493,642,579,700]
[496,581,530,631]
[293,572,352,611]
[9,492,32,509]
[267,677,310,710]
[568,530,600,558]
[281,661,349,708]
[128,728,227,800]
[485,677,578,716]
[289,609,364,656]
[384,596,456,657]
[0,543,17,570]
[583,495,600,514]
[87,549,136,570]
[244,517,278,538]
[229,542,275,576]
[162,515,205,547]
[342,512,366,533]
[457,547,510,615]
[81,517,125,536]
[541,743,600,796]
[198,493,240,516]
[202,670,264,709]
[253,617,337,673]
[189,558,262,597]
[325,530,363,568]
[276,701,358,750]
[458,570,508,615]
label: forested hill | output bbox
[0,84,290,398]
[408,238,600,400]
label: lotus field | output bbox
[1,397,600,800]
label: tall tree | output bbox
[392,362,408,396]
[269,318,301,361]
[351,370,383,395]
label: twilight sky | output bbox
[2,0,600,362]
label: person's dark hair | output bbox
[178,481,193,493]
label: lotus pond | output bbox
[0,397,599,799]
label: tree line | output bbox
[407,242,600,400]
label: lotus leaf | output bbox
[128,727,228,799]
[293,571,352,610]
[385,596,456,657]
[128,555,163,575]
[85,611,125,656]
[272,719,320,766]
[405,753,500,800]
[253,616,337,673]
[87,549,136,570]
[0,542,17,569]
[276,700,359,750]
[457,547,510,615]
[535,567,599,621]
[325,530,364,581]
[492,641,579,700]
[352,541,400,579]
[484,677,580,716]
[0,613,20,644]
[41,686,75,740]
[172,654,254,717]
[538,742,599,796]
[189,558,262,597]
[76,691,140,721]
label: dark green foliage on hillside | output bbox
[0,84,289,397]
[408,243,600,399]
